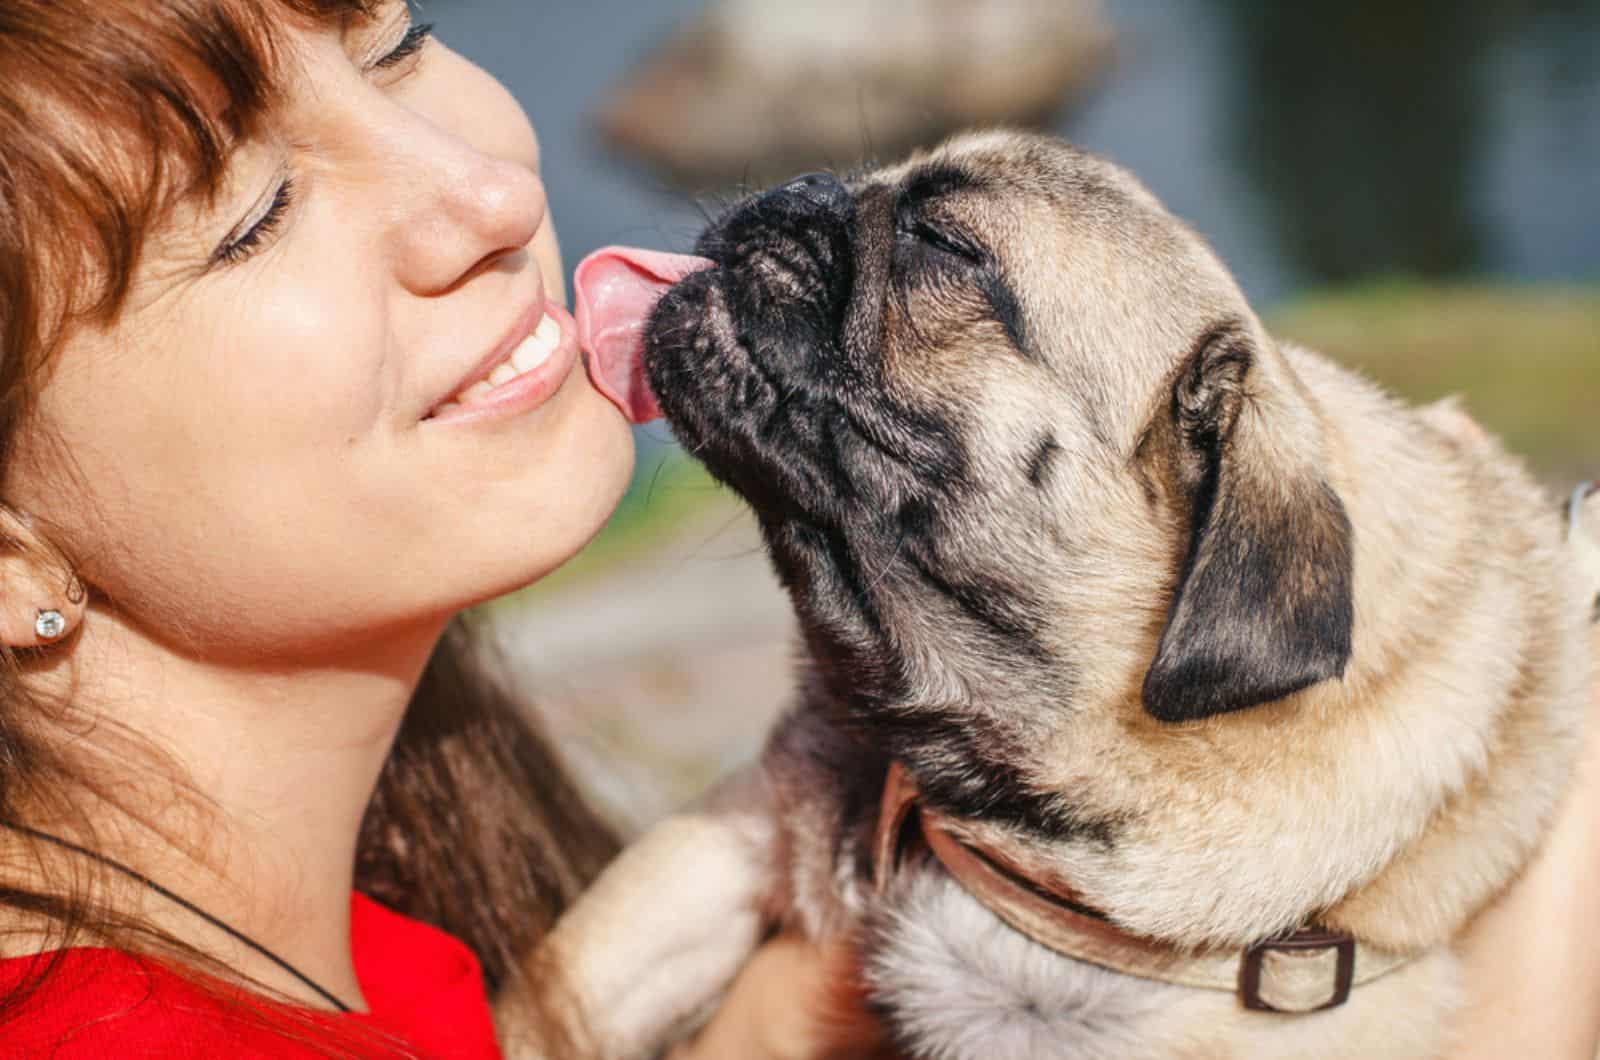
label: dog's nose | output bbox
[772,172,852,215]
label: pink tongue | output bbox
[575,246,714,424]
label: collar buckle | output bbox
[1239,927,1357,1012]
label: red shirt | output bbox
[0,893,503,1058]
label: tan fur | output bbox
[498,770,780,1059]
[518,133,1595,1059]
[846,130,1589,955]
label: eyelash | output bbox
[211,24,434,267]
[375,22,434,69]
[214,176,294,267]
[897,218,986,266]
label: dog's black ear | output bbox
[1141,324,1354,723]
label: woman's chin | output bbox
[498,395,636,595]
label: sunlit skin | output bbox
[0,5,632,1009]
[17,20,633,662]
[0,3,1593,1056]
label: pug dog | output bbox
[514,132,1596,1060]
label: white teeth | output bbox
[440,311,563,414]
[511,317,559,374]
[509,336,547,375]
[534,313,561,346]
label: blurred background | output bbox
[430,0,1600,828]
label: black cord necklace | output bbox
[3,821,352,1012]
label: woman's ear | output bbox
[0,508,85,650]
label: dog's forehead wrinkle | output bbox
[841,193,899,363]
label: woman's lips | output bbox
[425,301,581,425]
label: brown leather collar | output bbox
[872,760,1416,1013]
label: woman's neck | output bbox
[11,605,446,1011]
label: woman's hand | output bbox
[669,935,893,1060]
[1449,612,1600,1059]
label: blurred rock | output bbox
[596,0,1115,189]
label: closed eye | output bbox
[892,215,1030,355]
[897,219,987,266]
[373,22,433,70]
[212,175,295,267]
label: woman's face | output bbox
[8,7,635,661]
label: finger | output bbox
[671,936,892,1060]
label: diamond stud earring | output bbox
[34,609,66,642]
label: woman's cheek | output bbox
[243,285,386,434]
[535,219,565,306]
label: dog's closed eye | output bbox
[896,218,987,266]
[890,213,1028,354]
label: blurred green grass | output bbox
[523,281,1598,593]
[1270,281,1599,482]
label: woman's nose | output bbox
[387,128,547,296]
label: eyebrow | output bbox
[359,7,418,69]
[898,165,986,211]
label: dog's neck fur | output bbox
[870,759,1421,1014]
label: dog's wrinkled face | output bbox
[646,131,1354,841]
[641,133,1587,969]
